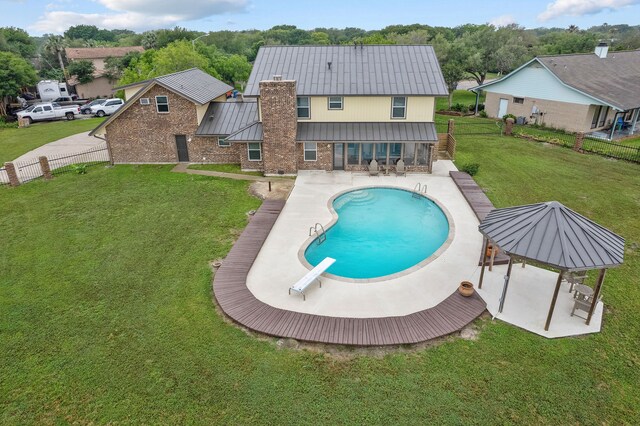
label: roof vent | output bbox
[273,75,282,81]
[595,42,609,59]
[327,61,332,70]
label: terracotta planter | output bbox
[459,281,474,297]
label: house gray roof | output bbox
[196,101,259,136]
[226,122,263,142]
[244,45,449,97]
[479,201,625,271]
[154,68,233,105]
[536,51,640,111]
[296,122,438,142]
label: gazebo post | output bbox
[544,271,564,331]
[478,237,489,289]
[489,246,497,271]
[498,257,514,313]
[586,269,606,325]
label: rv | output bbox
[37,80,70,102]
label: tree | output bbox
[0,27,36,59]
[0,51,37,116]
[67,60,95,84]
[310,32,331,45]
[432,35,467,108]
[65,25,100,40]
[210,53,252,88]
[103,51,141,81]
[154,40,210,75]
[43,35,68,81]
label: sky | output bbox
[2,0,640,35]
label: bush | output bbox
[0,116,18,129]
[460,163,480,176]
[478,110,488,118]
[502,113,516,122]
[468,103,485,112]
[72,163,88,174]
[451,103,469,113]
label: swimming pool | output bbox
[304,187,451,279]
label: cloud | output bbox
[538,0,640,21]
[489,14,516,27]
[32,0,248,33]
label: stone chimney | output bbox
[259,78,298,175]
[595,42,609,59]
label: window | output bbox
[140,98,150,105]
[389,143,402,165]
[361,143,374,164]
[218,137,230,147]
[297,96,310,118]
[391,97,406,119]
[347,143,360,165]
[403,143,416,166]
[598,106,610,127]
[106,100,120,106]
[247,143,261,161]
[375,143,388,165]
[304,142,317,161]
[43,106,52,111]
[156,95,169,113]
[591,106,602,129]
[416,143,430,165]
[328,96,343,110]
[513,97,524,104]
[33,107,42,113]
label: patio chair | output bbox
[369,159,379,176]
[571,295,601,320]
[395,159,406,176]
[565,272,587,293]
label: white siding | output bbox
[482,63,602,106]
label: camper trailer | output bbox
[37,80,70,102]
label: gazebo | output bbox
[478,201,624,331]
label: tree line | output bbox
[2,23,639,116]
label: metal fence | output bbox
[14,158,43,183]
[49,143,110,176]
[512,125,576,148]
[454,120,504,136]
[582,136,640,163]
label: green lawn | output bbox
[1,141,639,422]
[0,118,104,164]
[436,90,485,112]
[188,163,264,176]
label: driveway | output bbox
[1,132,108,184]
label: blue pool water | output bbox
[304,187,450,279]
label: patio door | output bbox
[333,143,344,170]
[497,98,508,119]
[175,135,189,162]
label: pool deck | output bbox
[213,198,486,345]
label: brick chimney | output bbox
[259,78,298,175]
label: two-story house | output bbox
[91,45,448,173]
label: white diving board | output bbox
[289,257,336,301]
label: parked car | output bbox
[91,98,124,117]
[81,99,107,115]
[16,103,81,124]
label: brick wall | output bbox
[238,143,264,170]
[259,80,298,175]
[106,84,230,163]
[296,142,333,171]
[485,92,593,133]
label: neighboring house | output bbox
[65,46,144,99]
[91,45,448,174]
[472,44,640,137]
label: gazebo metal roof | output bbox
[479,201,624,272]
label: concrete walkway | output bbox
[12,131,103,164]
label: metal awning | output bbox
[296,122,438,142]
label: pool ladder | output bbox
[309,223,327,244]
[412,182,427,198]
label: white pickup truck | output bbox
[16,102,81,124]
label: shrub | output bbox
[0,116,18,129]
[460,163,480,176]
[468,103,485,112]
[502,113,516,122]
[478,110,488,118]
[72,163,88,174]
[451,103,469,113]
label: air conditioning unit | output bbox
[139,98,150,105]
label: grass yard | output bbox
[435,89,484,111]
[1,139,639,422]
[0,118,104,164]
[188,163,264,176]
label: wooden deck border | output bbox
[449,171,510,266]
[213,199,486,346]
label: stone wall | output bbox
[106,84,228,163]
[259,80,298,175]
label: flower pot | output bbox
[486,244,499,258]
[459,281,474,297]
